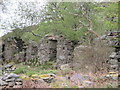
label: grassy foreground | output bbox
[6,63,117,88]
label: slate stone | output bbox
[47,73,56,78]
[5,78,15,82]
[70,73,85,83]
[15,82,22,85]
[2,73,19,81]
[109,52,116,59]
[15,78,22,82]
[0,79,8,86]
[13,85,22,88]
[43,77,54,83]
[83,80,93,87]
[8,82,15,87]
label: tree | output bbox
[2,2,118,44]
[35,2,105,43]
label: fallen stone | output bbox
[15,82,22,85]
[0,79,8,86]
[47,73,56,78]
[109,59,118,65]
[83,80,93,87]
[11,67,16,71]
[15,78,22,82]
[5,78,15,82]
[3,64,13,69]
[70,73,85,84]
[43,77,54,83]
[2,73,19,81]
[8,82,15,87]
[109,52,116,59]
[13,85,22,88]
[116,55,120,59]
[110,65,118,68]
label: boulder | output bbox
[47,73,56,78]
[5,78,15,82]
[109,52,116,59]
[15,78,22,82]
[2,73,19,81]
[83,80,93,87]
[13,85,22,88]
[0,79,8,86]
[42,77,54,83]
[15,82,22,85]
[8,82,15,87]
[70,73,85,84]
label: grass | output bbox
[11,63,118,88]
[13,66,28,74]
[12,63,58,76]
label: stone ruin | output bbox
[107,31,120,72]
[1,35,75,68]
[71,31,120,73]
[1,37,26,63]
[0,32,120,71]
[56,36,74,68]
[0,73,23,88]
[38,35,57,65]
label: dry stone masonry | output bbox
[0,73,22,88]
[38,35,57,65]
[25,40,39,66]
[56,36,74,68]
[1,32,119,71]
[1,37,26,63]
[108,32,120,72]
[1,35,74,68]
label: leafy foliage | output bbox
[2,2,118,44]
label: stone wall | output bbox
[108,32,120,72]
[1,35,74,68]
[25,40,38,65]
[2,32,119,71]
[0,38,3,64]
[38,36,57,64]
[3,38,17,62]
[72,32,120,73]
[56,36,74,68]
[1,37,26,63]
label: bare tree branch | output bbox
[29,31,42,38]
